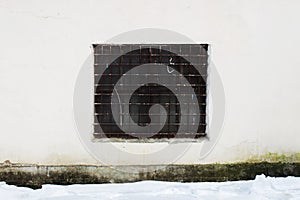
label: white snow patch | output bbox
[0,175,300,200]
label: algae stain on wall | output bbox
[248,153,300,163]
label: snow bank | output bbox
[0,175,299,200]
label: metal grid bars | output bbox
[93,44,208,139]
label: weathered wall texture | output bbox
[0,0,300,165]
[1,161,300,188]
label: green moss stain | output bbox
[1,161,299,189]
[0,167,111,189]
[248,153,300,163]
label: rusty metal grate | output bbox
[93,44,208,139]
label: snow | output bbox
[0,175,300,200]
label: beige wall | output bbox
[0,0,300,165]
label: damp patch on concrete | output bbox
[0,161,299,189]
[248,153,300,163]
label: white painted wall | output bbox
[0,0,299,165]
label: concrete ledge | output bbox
[0,162,299,189]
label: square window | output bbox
[93,44,208,140]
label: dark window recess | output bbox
[93,44,208,139]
